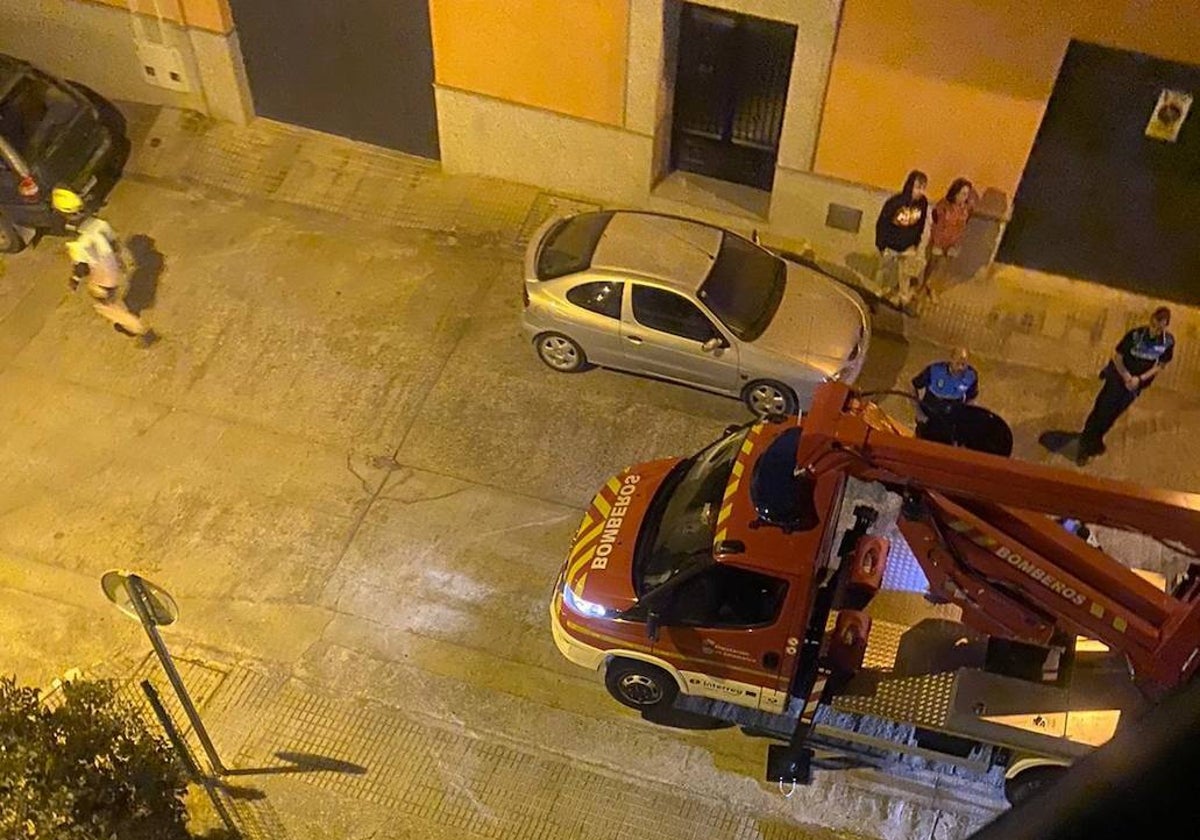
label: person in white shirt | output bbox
[52,188,151,342]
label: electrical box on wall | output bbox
[129,0,192,93]
[1145,89,1191,143]
[136,41,191,93]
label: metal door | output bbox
[998,40,1200,302]
[228,0,439,159]
[670,5,796,191]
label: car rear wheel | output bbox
[535,332,588,373]
[742,380,797,417]
[0,213,25,254]
[604,659,678,712]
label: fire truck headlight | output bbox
[563,585,611,619]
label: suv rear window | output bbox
[535,212,614,280]
[0,74,78,164]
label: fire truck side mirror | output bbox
[646,610,661,642]
[714,540,745,557]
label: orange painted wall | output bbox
[815,0,1200,197]
[85,0,233,33]
[429,0,629,127]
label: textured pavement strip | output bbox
[115,662,844,840]
[124,109,547,245]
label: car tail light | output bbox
[522,284,530,308]
[18,176,39,199]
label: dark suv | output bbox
[0,53,125,252]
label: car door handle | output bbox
[624,335,643,344]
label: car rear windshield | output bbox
[0,74,79,164]
[633,428,749,595]
[697,233,785,342]
[535,212,614,280]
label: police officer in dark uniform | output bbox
[1078,307,1175,464]
[911,347,979,444]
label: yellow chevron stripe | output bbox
[574,571,588,594]
[714,528,727,543]
[570,519,606,561]
[717,502,733,525]
[740,438,755,455]
[606,476,621,495]
[722,480,740,502]
[567,545,598,583]
[594,494,612,518]
[731,460,744,478]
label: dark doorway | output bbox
[227,0,439,159]
[670,4,796,191]
[998,41,1200,302]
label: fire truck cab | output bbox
[550,384,1200,804]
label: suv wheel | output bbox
[0,213,25,254]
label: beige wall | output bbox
[3,0,250,122]
[816,0,1200,198]
[86,0,233,33]
[429,0,630,127]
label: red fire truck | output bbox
[550,383,1200,803]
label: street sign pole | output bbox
[124,573,228,776]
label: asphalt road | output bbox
[0,175,1048,840]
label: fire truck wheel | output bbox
[535,332,588,372]
[604,659,678,711]
[1004,764,1067,806]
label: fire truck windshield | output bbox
[633,428,749,596]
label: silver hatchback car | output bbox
[521,210,869,415]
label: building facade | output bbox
[8,0,1200,299]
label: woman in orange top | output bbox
[919,178,975,303]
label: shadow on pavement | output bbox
[641,707,737,730]
[125,234,164,315]
[222,750,369,777]
[1038,429,1082,459]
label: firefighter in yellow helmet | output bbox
[52,188,152,343]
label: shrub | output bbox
[0,675,191,839]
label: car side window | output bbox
[631,285,718,343]
[664,565,788,629]
[565,281,623,320]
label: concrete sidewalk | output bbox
[84,647,993,840]
[120,105,1198,400]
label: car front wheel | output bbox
[604,659,678,711]
[742,380,798,417]
[535,332,588,372]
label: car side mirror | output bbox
[701,337,722,352]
